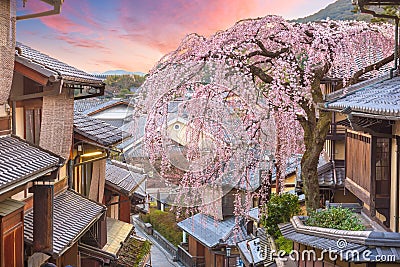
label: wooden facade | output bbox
[344,128,393,228]
[0,200,24,267]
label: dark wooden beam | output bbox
[33,184,53,253]
[14,62,48,86]
[345,177,370,205]
[370,136,377,218]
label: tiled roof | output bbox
[177,213,249,248]
[74,98,110,113]
[74,112,130,146]
[16,42,103,85]
[0,135,63,195]
[100,119,125,128]
[325,76,400,119]
[24,190,105,257]
[105,161,146,196]
[74,98,129,115]
[280,216,400,263]
[297,161,345,188]
[325,47,392,81]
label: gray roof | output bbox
[279,217,400,263]
[177,213,249,248]
[74,112,130,146]
[24,190,105,257]
[324,47,392,81]
[325,76,400,119]
[74,98,110,113]
[247,207,260,222]
[100,119,125,128]
[16,42,103,86]
[74,98,129,115]
[0,135,64,195]
[297,161,345,188]
[105,161,146,196]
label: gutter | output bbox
[17,0,63,20]
[0,166,58,196]
[322,106,400,121]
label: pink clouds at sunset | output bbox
[16,0,336,73]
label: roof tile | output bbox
[16,42,103,85]
[0,135,63,194]
[24,190,105,256]
[74,112,130,146]
[326,76,400,118]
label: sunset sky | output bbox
[16,0,336,73]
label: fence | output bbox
[152,229,178,256]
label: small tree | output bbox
[261,193,301,238]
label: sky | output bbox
[16,0,336,74]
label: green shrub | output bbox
[261,193,301,238]
[134,240,151,267]
[275,236,293,254]
[139,208,183,246]
[305,207,365,231]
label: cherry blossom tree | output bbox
[132,16,394,212]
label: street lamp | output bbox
[226,247,231,267]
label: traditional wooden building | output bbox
[0,40,110,267]
[0,135,64,267]
[324,75,400,231]
[72,112,151,266]
[281,1,400,260]
[104,160,147,222]
[72,112,130,203]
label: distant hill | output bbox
[295,0,372,23]
[100,70,146,76]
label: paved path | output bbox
[132,215,183,267]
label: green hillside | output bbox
[295,0,372,23]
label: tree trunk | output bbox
[301,109,331,212]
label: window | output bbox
[74,162,93,197]
[375,138,390,188]
[374,138,391,228]
[25,108,41,144]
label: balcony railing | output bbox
[326,122,346,140]
[177,244,205,267]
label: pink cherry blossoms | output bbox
[128,15,394,214]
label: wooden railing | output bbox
[326,122,346,140]
[177,245,205,267]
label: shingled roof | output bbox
[0,135,64,195]
[74,112,130,146]
[74,98,130,115]
[177,213,249,248]
[325,76,400,119]
[16,42,103,86]
[105,161,146,196]
[74,98,110,114]
[24,190,106,257]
